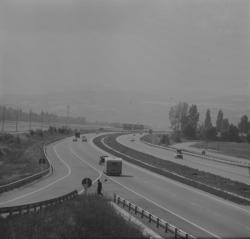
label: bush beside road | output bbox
[0,194,147,239]
[0,128,73,187]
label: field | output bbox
[192,141,250,160]
[0,194,146,239]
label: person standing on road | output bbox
[97,179,103,196]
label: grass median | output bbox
[93,133,250,205]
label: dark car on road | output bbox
[82,136,87,142]
[175,149,183,159]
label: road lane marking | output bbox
[92,136,250,215]
[68,143,102,194]
[118,135,249,179]
[0,142,71,205]
[70,142,221,239]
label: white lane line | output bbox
[93,136,250,215]
[118,136,249,179]
[68,143,102,194]
[70,141,221,239]
[0,142,72,205]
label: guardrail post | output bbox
[149,214,152,223]
[141,210,144,218]
[175,228,178,239]
[165,223,168,233]
[156,218,160,228]
[123,199,125,208]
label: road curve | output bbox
[117,134,250,185]
[1,134,250,238]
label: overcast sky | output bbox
[1,0,249,96]
[0,0,249,127]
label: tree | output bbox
[228,124,240,142]
[205,126,217,140]
[238,115,248,135]
[169,102,189,133]
[204,109,213,130]
[221,118,230,140]
[216,110,223,133]
[183,104,199,138]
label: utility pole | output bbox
[41,111,44,130]
[1,106,5,133]
[29,109,32,131]
[15,106,19,132]
[66,105,70,128]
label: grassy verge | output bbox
[0,128,73,186]
[192,141,250,160]
[93,134,250,205]
[0,194,147,239]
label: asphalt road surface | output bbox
[0,134,250,238]
[117,134,250,185]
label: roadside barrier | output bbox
[114,193,196,239]
[0,190,78,217]
[141,137,249,168]
[0,136,66,194]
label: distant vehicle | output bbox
[82,136,87,142]
[104,157,122,176]
[99,155,108,164]
[73,138,77,142]
[75,132,80,138]
[175,149,183,159]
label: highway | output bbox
[117,134,250,185]
[0,134,250,238]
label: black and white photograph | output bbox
[0,0,249,238]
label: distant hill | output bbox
[1,90,249,130]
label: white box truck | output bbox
[104,157,122,176]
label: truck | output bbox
[104,157,122,176]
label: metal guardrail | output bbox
[0,136,65,194]
[114,194,196,239]
[141,138,249,169]
[0,190,78,217]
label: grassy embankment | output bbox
[192,141,250,160]
[0,128,72,186]
[0,194,147,239]
[94,134,250,205]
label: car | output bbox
[73,138,77,142]
[175,149,183,159]
[82,136,87,142]
[99,155,108,164]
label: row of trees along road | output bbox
[169,102,250,142]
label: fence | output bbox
[114,194,196,239]
[0,190,78,217]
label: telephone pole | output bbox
[66,105,70,128]
[1,106,6,133]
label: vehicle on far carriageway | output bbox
[82,135,87,142]
[175,149,183,159]
[104,157,122,176]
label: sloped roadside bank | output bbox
[0,128,74,192]
[0,194,147,239]
[93,133,250,205]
